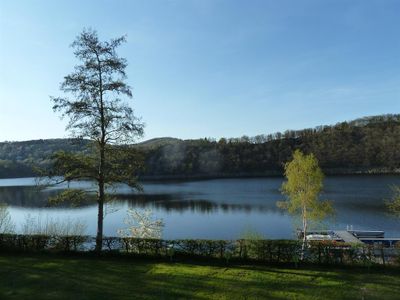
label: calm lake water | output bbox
[1,176,400,239]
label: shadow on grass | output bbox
[0,253,399,300]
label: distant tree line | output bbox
[1,114,400,179]
[139,114,400,178]
[0,139,90,178]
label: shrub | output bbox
[0,234,389,266]
[0,204,15,234]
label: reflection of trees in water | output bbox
[1,187,284,213]
[0,186,49,207]
[114,193,280,214]
[0,186,96,208]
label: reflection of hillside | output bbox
[114,193,277,213]
[0,186,49,207]
[2,187,282,213]
[0,186,95,208]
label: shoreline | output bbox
[1,168,399,182]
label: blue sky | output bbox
[1,0,399,142]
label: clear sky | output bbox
[1,0,399,142]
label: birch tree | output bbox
[277,150,333,259]
[387,186,400,217]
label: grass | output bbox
[0,253,399,299]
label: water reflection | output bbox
[0,176,397,215]
[116,193,277,213]
[0,186,96,208]
[1,176,400,239]
[0,185,281,213]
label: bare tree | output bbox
[50,29,144,251]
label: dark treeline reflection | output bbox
[0,186,96,208]
[0,186,52,207]
[0,185,280,213]
[1,176,400,239]
[2,175,398,214]
[114,193,277,213]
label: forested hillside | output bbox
[0,139,90,178]
[1,114,399,179]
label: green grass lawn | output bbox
[0,254,399,299]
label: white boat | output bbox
[306,234,335,241]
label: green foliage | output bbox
[48,189,92,207]
[0,234,87,252]
[1,234,397,267]
[238,226,266,240]
[279,150,333,222]
[278,150,333,258]
[386,185,400,217]
[48,145,144,189]
[237,227,267,259]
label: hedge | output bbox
[0,234,398,266]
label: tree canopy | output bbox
[387,186,400,218]
[277,150,333,258]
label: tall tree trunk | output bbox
[301,206,307,260]
[96,179,104,251]
[95,143,105,252]
[95,55,105,252]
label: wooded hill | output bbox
[1,114,399,179]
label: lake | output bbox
[1,175,400,239]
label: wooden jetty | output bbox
[299,229,399,247]
[333,231,363,244]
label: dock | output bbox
[333,231,363,244]
[300,229,399,247]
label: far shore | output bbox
[1,168,399,182]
